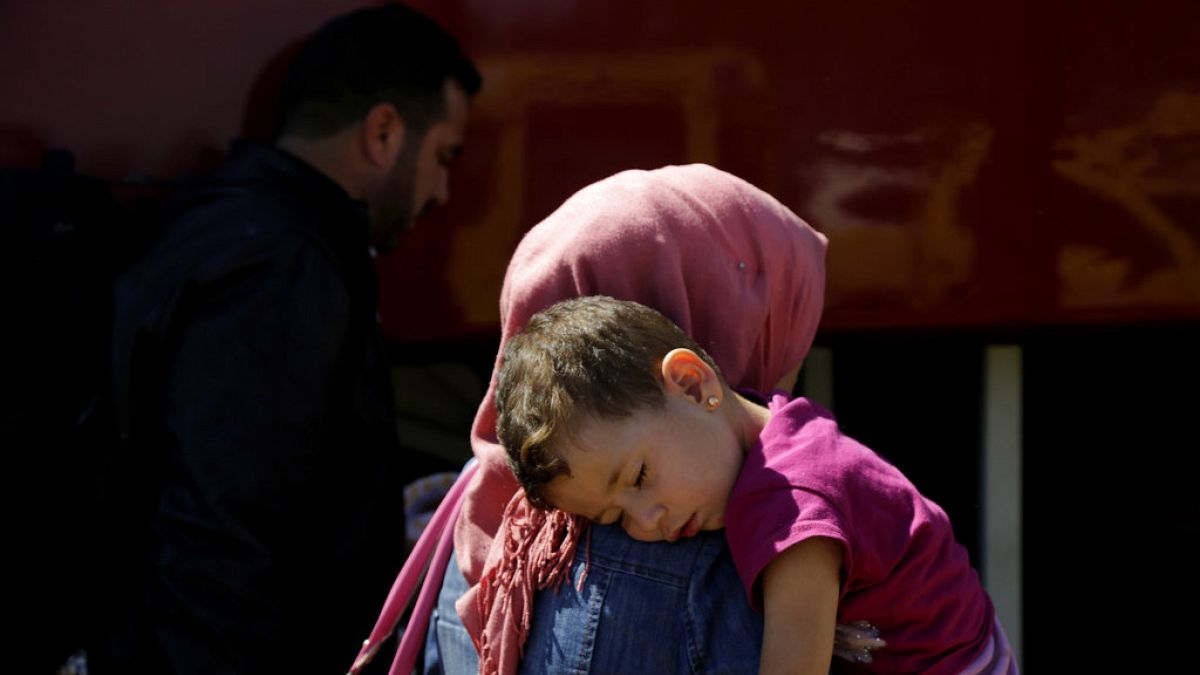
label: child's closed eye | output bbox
[634,464,647,488]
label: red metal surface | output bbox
[2,0,1196,338]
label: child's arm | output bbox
[759,536,843,675]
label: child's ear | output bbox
[661,348,722,407]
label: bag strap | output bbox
[349,458,479,675]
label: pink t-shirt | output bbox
[724,393,995,674]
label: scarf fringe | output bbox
[474,492,589,675]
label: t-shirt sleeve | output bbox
[724,482,851,612]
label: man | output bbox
[100,5,480,673]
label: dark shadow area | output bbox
[1023,321,1200,671]
[818,331,985,565]
[816,321,1200,671]
[385,337,499,476]
[0,149,163,671]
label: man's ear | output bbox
[360,102,406,168]
[661,348,722,406]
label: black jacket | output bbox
[102,142,409,674]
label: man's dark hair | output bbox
[496,296,721,509]
[275,3,481,140]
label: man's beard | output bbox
[370,138,424,252]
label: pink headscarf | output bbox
[454,164,828,675]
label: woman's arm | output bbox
[759,536,844,675]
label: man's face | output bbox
[369,79,469,251]
[544,391,745,542]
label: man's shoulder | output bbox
[149,190,329,268]
[119,187,343,312]
[167,142,349,234]
[168,171,320,237]
[157,156,342,257]
[115,145,360,314]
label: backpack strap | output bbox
[349,458,479,675]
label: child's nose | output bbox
[622,503,666,542]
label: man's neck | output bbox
[276,132,363,200]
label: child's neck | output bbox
[729,392,773,454]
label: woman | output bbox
[427,164,870,674]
